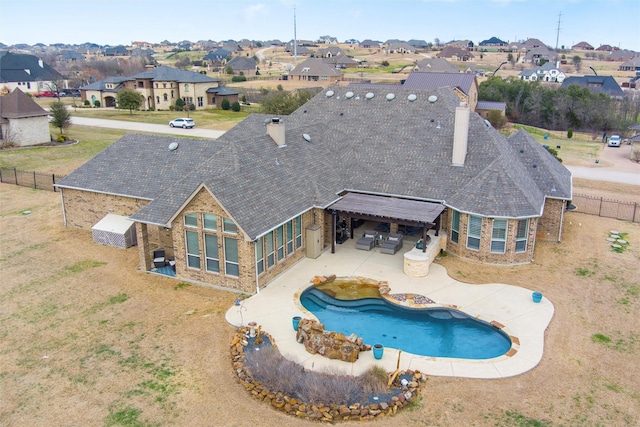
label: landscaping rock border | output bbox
[231,327,426,422]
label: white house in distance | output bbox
[518,62,567,83]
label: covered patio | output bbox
[327,193,446,254]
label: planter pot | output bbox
[373,344,384,360]
[532,292,543,303]
[292,316,302,331]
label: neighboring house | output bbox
[572,41,594,50]
[383,42,415,54]
[475,100,507,120]
[606,50,638,62]
[479,37,508,48]
[401,72,478,110]
[463,64,486,77]
[596,44,615,52]
[561,75,625,98]
[447,40,475,50]
[288,58,342,82]
[103,45,129,56]
[0,88,50,147]
[619,57,640,72]
[407,39,430,49]
[226,56,258,76]
[0,51,66,96]
[322,55,358,69]
[55,86,571,295]
[518,62,567,83]
[524,46,558,64]
[522,38,547,49]
[315,46,342,58]
[360,40,382,49]
[80,66,238,110]
[437,46,475,61]
[414,57,459,73]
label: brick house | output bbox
[56,87,572,294]
[0,88,50,146]
[80,66,238,110]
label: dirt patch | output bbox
[1,184,639,426]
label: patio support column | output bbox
[434,215,441,236]
[136,223,153,271]
[421,227,427,253]
[331,210,337,254]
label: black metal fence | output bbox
[572,193,640,223]
[0,167,65,192]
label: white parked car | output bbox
[607,135,621,147]
[169,118,195,129]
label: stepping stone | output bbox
[610,230,619,235]
[611,244,622,248]
[617,239,627,244]
[606,238,616,242]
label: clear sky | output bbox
[1,0,639,51]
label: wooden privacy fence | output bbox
[572,193,640,223]
[0,167,65,192]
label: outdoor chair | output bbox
[356,230,378,251]
[153,249,167,268]
[380,232,404,255]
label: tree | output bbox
[175,98,184,111]
[116,88,145,115]
[231,101,241,112]
[507,53,515,67]
[572,55,582,72]
[225,64,234,74]
[260,89,316,115]
[221,98,230,110]
[49,101,71,135]
[486,110,507,129]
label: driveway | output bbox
[70,116,226,139]
[566,143,640,185]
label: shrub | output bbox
[221,98,230,110]
[231,101,241,112]
[567,128,573,139]
[175,98,184,110]
[56,134,68,143]
[241,95,247,103]
[189,103,195,111]
[231,74,247,82]
[93,100,101,108]
[83,100,90,106]
[381,60,390,67]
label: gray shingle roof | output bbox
[0,51,64,83]
[402,72,476,95]
[130,66,218,83]
[0,88,49,118]
[59,87,571,240]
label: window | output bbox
[185,84,190,92]
[277,225,285,260]
[286,221,294,254]
[203,214,217,231]
[467,215,481,250]
[184,213,197,227]
[295,215,302,248]
[156,96,160,103]
[491,219,507,253]
[163,93,168,101]
[516,219,529,252]
[197,96,203,107]
[138,81,144,88]
[451,210,460,244]
[171,90,174,98]
[185,230,200,269]
[223,218,237,234]
[256,237,265,275]
[163,83,167,88]
[224,237,239,277]
[155,83,158,88]
[266,232,275,268]
[204,234,219,272]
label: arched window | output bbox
[163,94,168,101]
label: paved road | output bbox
[71,116,226,139]
[566,143,640,186]
[566,166,640,185]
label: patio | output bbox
[225,226,554,379]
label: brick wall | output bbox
[61,188,149,230]
[444,211,536,265]
[537,198,565,242]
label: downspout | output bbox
[59,188,67,226]
[254,240,260,294]
[558,202,565,242]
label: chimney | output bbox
[266,117,286,147]
[451,102,470,166]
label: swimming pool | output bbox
[300,287,512,359]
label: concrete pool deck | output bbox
[225,234,554,379]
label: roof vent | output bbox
[407,94,417,102]
[484,119,492,128]
[365,92,375,100]
[428,95,438,103]
[326,90,335,98]
[168,142,179,151]
[303,133,311,142]
[345,91,354,99]
[386,93,395,101]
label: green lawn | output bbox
[510,124,603,164]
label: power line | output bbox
[555,11,562,50]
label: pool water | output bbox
[300,288,512,359]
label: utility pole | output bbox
[293,6,297,63]
[555,12,562,50]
